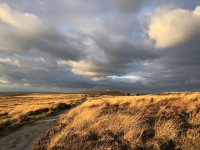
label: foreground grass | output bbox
[0,94,86,136]
[33,92,200,150]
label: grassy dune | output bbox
[33,92,200,150]
[0,94,86,135]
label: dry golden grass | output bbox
[0,93,86,135]
[33,92,200,150]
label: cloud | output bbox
[0,75,9,84]
[0,3,45,51]
[0,3,85,60]
[0,1,200,93]
[58,60,105,81]
[63,34,158,81]
[110,0,148,12]
[148,5,200,48]
[0,51,96,91]
[0,3,45,32]
[0,57,20,67]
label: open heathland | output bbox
[33,92,200,150]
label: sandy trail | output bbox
[0,110,67,150]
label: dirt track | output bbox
[0,97,87,150]
[0,110,67,150]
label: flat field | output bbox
[0,92,200,150]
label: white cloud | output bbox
[0,3,45,32]
[58,60,105,81]
[0,57,20,66]
[0,3,85,60]
[107,75,144,81]
[0,3,48,51]
[0,75,9,84]
[148,5,200,48]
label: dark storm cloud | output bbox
[32,31,87,60]
[0,51,95,91]
[90,34,159,75]
[0,3,87,61]
[0,0,200,92]
[128,38,200,93]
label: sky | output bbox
[0,0,200,93]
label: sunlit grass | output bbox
[0,94,86,135]
[33,92,200,150]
